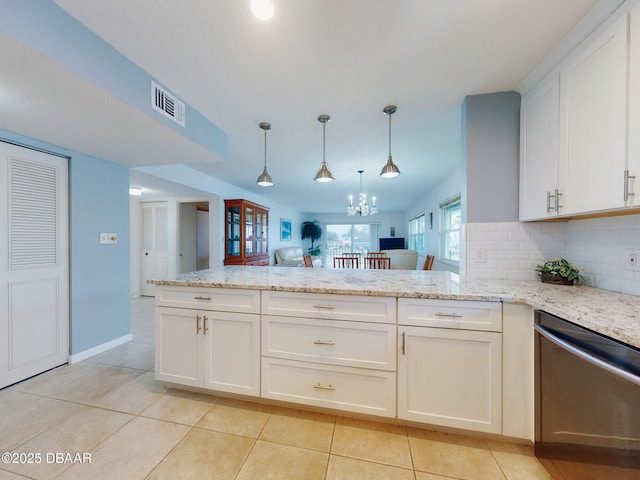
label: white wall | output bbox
[406,169,462,273]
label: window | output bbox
[440,195,461,263]
[325,223,379,266]
[408,213,425,253]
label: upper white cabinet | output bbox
[559,14,629,215]
[520,10,639,220]
[628,1,640,199]
[520,75,561,221]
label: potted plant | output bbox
[535,258,583,285]
[301,220,322,257]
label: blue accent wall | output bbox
[68,155,130,354]
[0,0,226,160]
[0,129,130,355]
[462,92,521,223]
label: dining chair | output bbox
[365,252,387,258]
[423,255,435,270]
[333,256,359,269]
[365,257,391,269]
[341,252,360,258]
[303,254,314,267]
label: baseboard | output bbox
[68,334,133,364]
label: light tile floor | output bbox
[0,296,553,480]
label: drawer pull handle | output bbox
[435,312,462,318]
[313,304,335,310]
[313,383,335,391]
[194,296,212,301]
[196,315,202,334]
[203,315,208,334]
[313,340,335,345]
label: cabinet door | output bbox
[559,15,629,215]
[155,307,203,387]
[398,326,502,434]
[519,76,560,221]
[203,311,260,396]
[627,3,640,204]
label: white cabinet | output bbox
[261,291,397,417]
[627,2,640,201]
[520,11,640,220]
[559,14,629,215]
[155,287,260,396]
[519,75,561,221]
[397,299,502,434]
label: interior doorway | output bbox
[140,202,168,296]
[178,201,210,273]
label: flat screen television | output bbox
[379,237,405,250]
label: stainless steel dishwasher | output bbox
[534,310,640,479]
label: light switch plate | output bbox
[99,233,118,244]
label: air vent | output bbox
[151,81,185,127]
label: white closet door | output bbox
[141,202,168,296]
[0,142,69,389]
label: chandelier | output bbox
[347,170,378,216]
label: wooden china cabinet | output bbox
[224,199,270,266]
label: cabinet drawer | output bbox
[262,291,395,324]
[398,299,502,332]
[263,316,396,371]
[155,286,260,313]
[261,358,396,417]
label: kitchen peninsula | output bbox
[149,267,640,441]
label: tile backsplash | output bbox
[464,215,640,296]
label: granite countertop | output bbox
[150,266,640,349]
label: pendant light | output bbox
[380,105,401,178]
[314,114,335,183]
[256,122,274,187]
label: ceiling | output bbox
[3,0,600,213]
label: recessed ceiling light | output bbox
[129,187,142,196]
[250,0,274,20]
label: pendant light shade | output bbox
[256,122,274,187]
[314,114,335,183]
[380,105,400,178]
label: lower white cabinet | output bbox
[154,288,511,437]
[155,306,260,396]
[260,291,397,417]
[262,357,396,417]
[397,298,503,434]
[398,326,502,433]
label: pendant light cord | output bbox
[388,113,392,157]
[264,129,268,168]
[322,122,326,164]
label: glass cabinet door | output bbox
[245,207,253,256]
[262,212,268,254]
[227,206,241,256]
[255,213,262,254]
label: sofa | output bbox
[381,249,418,270]
[274,246,321,267]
